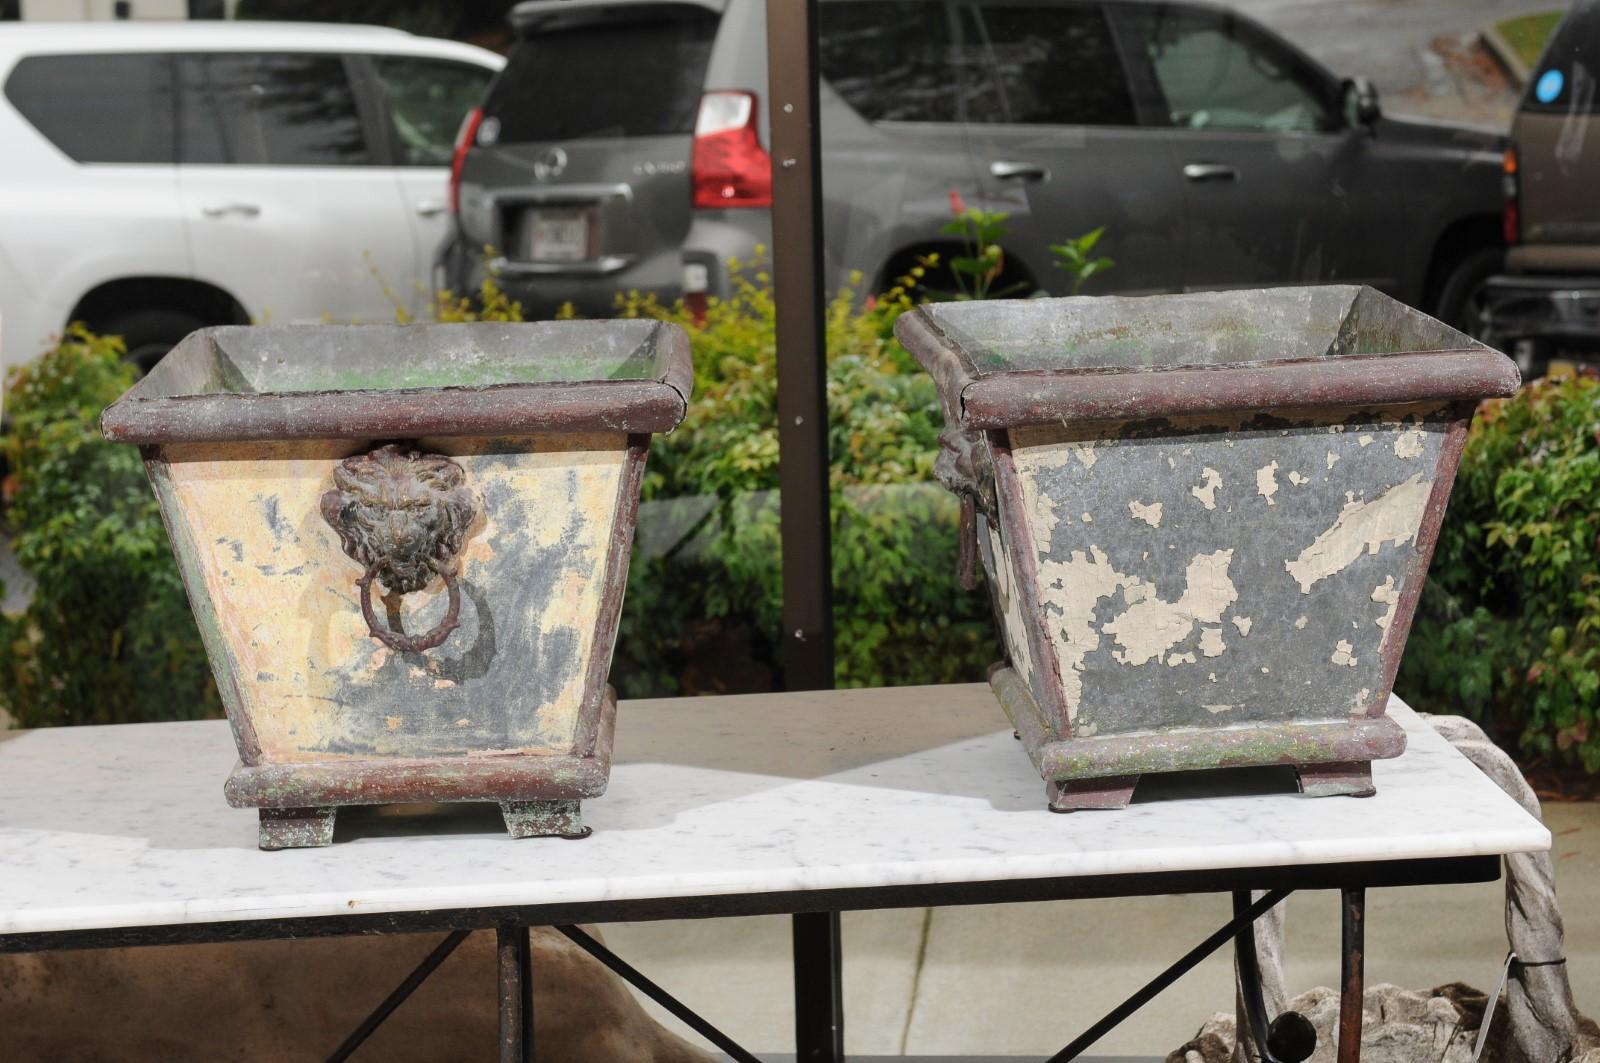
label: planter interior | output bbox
[102,322,690,847]
[896,286,1520,811]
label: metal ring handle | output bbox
[356,562,462,653]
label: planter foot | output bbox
[1048,775,1139,812]
[501,799,590,839]
[1295,761,1375,798]
[258,806,337,850]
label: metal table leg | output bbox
[498,924,534,1063]
[793,911,844,1062]
[1340,888,1366,1063]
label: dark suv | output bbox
[1478,0,1600,364]
[441,0,1507,321]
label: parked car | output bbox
[0,22,501,376]
[442,0,1506,325]
[1477,0,1600,366]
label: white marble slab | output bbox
[0,686,1548,936]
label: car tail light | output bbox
[1502,146,1520,245]
[691,91,772,209]
[450,106,484,215]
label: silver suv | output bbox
[441,0,1506,322]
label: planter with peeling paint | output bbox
[896,286,1519,811]
[101,321,690,848]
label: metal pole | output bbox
[766,0,833,693]
[792,910,845,1062]
[497,925,534,1063]
[766,0,842,1055]
[1339,887,1366,1063]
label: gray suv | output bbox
[441,0,1506,322]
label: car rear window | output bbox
[1522,3,1600,115]
[4,53,176,164]
[486,5,718,142]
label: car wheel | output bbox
[1431,246,1503,336]
[101,308,209,375]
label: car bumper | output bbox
[1477,273,1600,348]
[435,213,771,320]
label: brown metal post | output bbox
[497,924,534,1063]
[1339,888,1365,1063]
[766,0,834,693]
[767,0,842,1055]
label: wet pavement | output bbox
[1234,0,1558,127]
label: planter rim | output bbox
[101,321,693,445]
[895,289,1521,430]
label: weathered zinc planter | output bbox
[896,286,1519,811]
[101,321,690,848]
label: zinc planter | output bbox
[896,286,1519,811]
[101,321,690,848]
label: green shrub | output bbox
[1397,372,1600,770]
[0,327,220,726]
[611,258,997,694]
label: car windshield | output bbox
[484,5,719,142]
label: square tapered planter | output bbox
[101,321,690,848]
[896,287,1519,811]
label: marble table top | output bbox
[0,685,1549,938]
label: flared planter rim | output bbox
[100,320,693,444]
[895,286,1521,431]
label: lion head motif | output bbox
[320,445,478,595]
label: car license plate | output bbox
[525,208,590,262]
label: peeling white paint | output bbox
[1332,640,1358,667]
[1018,469,1060,553]
[1036,545,1127,720]
[1070,442,1098,469]
[1256,461,1280,506]
[1371,576,1400,633]
[1203,704,1234,714]
[1326,451,1340,470]
[1167,651,1197,666]
[1231,616,1254,637]
[1191,467,1223,510]
[1394,428,1426,459]
[1199,626,1226,657]
[1358,434,1374,447]
[1101,549,1238,667]
[1295,615,1308,630]
[1288,471,1309,486]
[1081,512,1093,523]
[1208,672,1217,682]
[1284,475,1433,593]
[989,523,1037,696]
[1129,500,1163,527]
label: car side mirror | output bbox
[1342,77,1381,128]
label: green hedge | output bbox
[0,327,220,727]
[1396,372,1600,770]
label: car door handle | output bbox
[989,160,1050,182]
[201,203,261,218]
[415,200,447,218]
[1183,163,1238,183]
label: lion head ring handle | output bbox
[320,444,478,654]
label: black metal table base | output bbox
[321,888,1370,1063]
